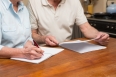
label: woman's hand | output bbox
[22,45,44,60]
[12,40,44,60]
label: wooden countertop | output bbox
[0,38,116,77]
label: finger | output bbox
[95,33,102,40]
[30,50,43,59]
[95,33,108,41]
[25,45,37,52]
[33,48,44,54]
[46,38,58,46]
[49,37,59,45]
[99,34,109,42]
[30,55,42,60]
[98,37,109,45]
[99,41,109,46]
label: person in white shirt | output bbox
[0,0,43,59]
[27,0,109,46]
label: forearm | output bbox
[24,40,33,47]
[80,22,99,39]
[32,32,46,44]
[0,47,23,58]
[31,29,45,43]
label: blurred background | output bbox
[23,0,28,6]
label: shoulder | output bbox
[27,0,42,12]
[0,1,4,20]
[0,1,2,12]
[28,0,41,5]
[65,0,83,11]
[23,6,29,15]
[0,0,5,13]
[66,0,82,8]
[66,0,81,5]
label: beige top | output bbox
[27,0,87,43]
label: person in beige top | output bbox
[27,0,109,46]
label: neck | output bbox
[48,0,61,9]
[53,0,61,3]
[10,0,19,7]
[10,0,19,12]
[48,0,61,5]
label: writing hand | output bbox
[23,46,44,60]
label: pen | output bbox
[33,40,39,48]
[33,40,44,55]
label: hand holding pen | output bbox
[22,40,44,60]
[33,40,44,55]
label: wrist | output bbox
[11,48,25,58]
[41,35,47,43]
[24,41,33,48]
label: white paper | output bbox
[59,40,106,53]
[11,53,52,64]
[59,40,81,44]
[40,47,64,55]
[11,47,64,64]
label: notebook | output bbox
[59,40,106,53]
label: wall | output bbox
[93,0,107,13]
[23,0,28,5]
[80,0,116,13]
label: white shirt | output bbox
[0,0,33,50]
[27,0,87,43]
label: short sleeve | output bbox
[75,0,88,26]
[27,1,38,29]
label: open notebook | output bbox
[59,40,106,53]
[11,47,64,64]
